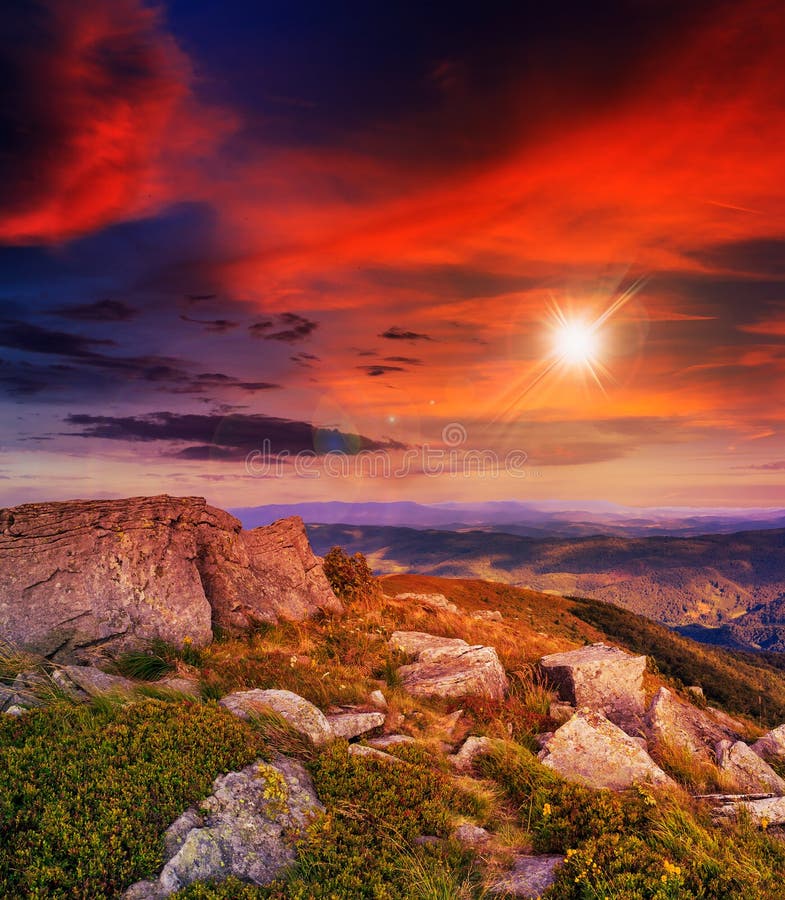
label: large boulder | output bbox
[220,689,333,746]
[646,686,739,765]
[390,631,507,700]
[0,496,340,662]
[539,643,646,730]
[538,709,673,791]
[123,755,322,898]
[715,740,785,795]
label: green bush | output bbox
[263,741,479,898]
[323,547,379,604]
[0,699,266,898]
[478,742,648,853]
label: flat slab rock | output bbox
[0,495,340,662]
[123,754,322,898]
[713,795,785,825]
[716,740,785,795]
[52,665,136,700]
[220,689,333,746]
[540,643,645,729]
[390,631,507,700]
[326,710,386,740]
[539,709,674,791]
[489,855,565,898]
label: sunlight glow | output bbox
[492,276,648,420]
[553,320,599,366]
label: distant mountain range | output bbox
[298,521,785,654]
[230,501,785,652]
[231,500,785,539]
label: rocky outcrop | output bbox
[123,755,322,898]
[539,709,673,791]
[390,631,508,700]
[752,724,785,762]
[715,740,785,794]
[539,644,646,730]
[0,496,340,662]
[646,687,738,766]
[219,689,333,746]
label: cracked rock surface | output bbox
[0,495,340,662]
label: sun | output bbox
[553,319,599,366]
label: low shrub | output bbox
[323,547,380,605]
[0,699,266,898]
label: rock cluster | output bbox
[0,496,340,662]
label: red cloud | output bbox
[0,0,232,245]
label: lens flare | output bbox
[492,276,648,420]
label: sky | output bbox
[1,0,785,509]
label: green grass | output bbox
[0,699,266,899]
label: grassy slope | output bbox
[6,566,785,897]
[383,573,785,729]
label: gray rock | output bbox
[391,631,507,700]
[539,709,674,791]
[0,683,18,711]
[716,740,785,794]
[10,671,47,707]
[713,795,785,825]
[369,689,387,709]
[452,823,492,849]
[367,734,416,749]
[489,855,565,898]
[0,496,340,662]
[219,689,333,746]
[348,744,403,763]
[3,705,25,717]
[752,724,785,762]
[395,592,460,614]
[449,736,494,773]
[52,665,136,700]
[123,755,322,898]
[540,643,646,730]
[472,610,503,622]
[326,711,385,740]
[647,686,739,765]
